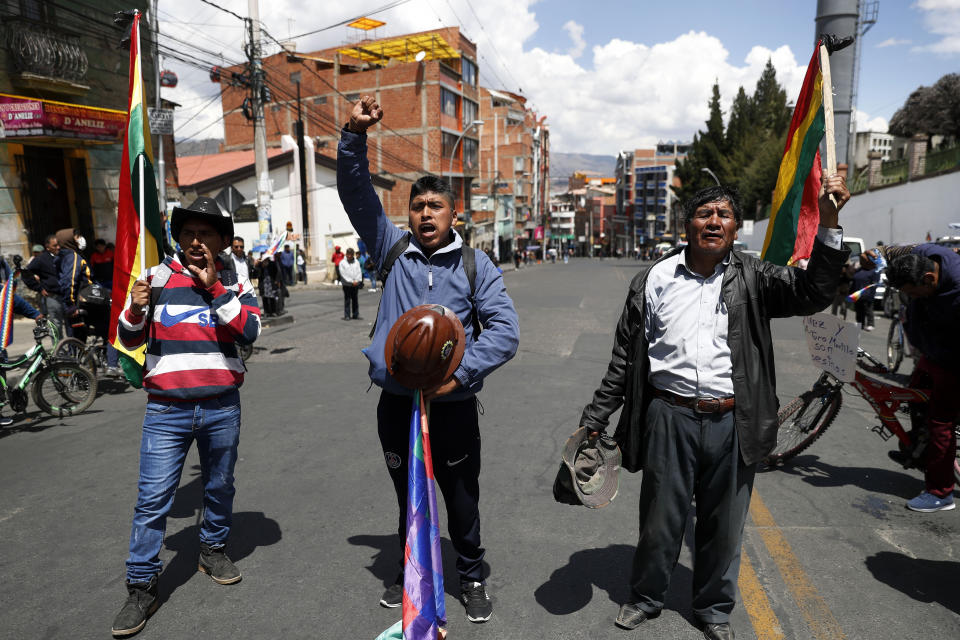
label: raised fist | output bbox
[348,95,383,133]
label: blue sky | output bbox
[164,0,960,154]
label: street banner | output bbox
[0,276,14,348]
[109,10,165,388]
[761,42,826,266]
[0,93,126,141]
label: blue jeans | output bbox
[125,390,241,582]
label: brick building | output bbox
[471,88,549,259]
[614,141,688,250]
[0,1,168,256]
[218,26,482,243]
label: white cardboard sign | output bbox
[802,312,859,382]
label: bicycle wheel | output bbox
[765,387,843,465]
[886,320,904,373]
[53,337,97,373]
[31,362,97,417]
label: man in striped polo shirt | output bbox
[111,197,261,637]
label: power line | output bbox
[459,0,523,93]
[197,0,245,23]
[285,0,416,40]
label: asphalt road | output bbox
[1,258,957,640]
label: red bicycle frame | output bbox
[850,363,930,446]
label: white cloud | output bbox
[855,109,888,132]
[562,20,586,58]
[159,0,810,155]
[876,37,912,47]
[912,0,960,53]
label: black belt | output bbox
[653,388,736,414]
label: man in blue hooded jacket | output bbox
[338,95,519,624]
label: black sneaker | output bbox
[198,543,242,584]
[380,574,403,608]
[460,581,492,622]
[111,576,159,637]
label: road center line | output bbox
[750,492,847,640]
[739,551,785,640]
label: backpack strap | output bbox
[369,234,411,338]
[461,246,482,336]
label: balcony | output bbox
[2,17,90,95]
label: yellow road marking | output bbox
[739,552,785,639]
[749,493,847,640]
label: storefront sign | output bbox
[0,93,126,142]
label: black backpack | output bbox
[368,234,480,338]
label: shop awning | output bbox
[0,93,125,143]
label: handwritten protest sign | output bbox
[803,312,859,382]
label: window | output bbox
[442,132,459,159]
[462,58,478,86]
[345,93,360,103]
[462,99,478,128]
[441,88,458,118]
[313,96,327,104]
[514,157,524,173]
[19,0,54,22]
[463,138,478,170]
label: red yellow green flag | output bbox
[761,42,826,266]
[109,11,164,387]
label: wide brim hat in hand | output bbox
[385,304,466,390]
[553,427,621,509]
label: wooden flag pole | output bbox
[139,154,146,276]
[819,42,838,206]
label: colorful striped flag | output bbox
[108,10,165,388]
[0,277,14,348]
[259,232,288,261]
[846,283,877,303]
[761,42,827,266]
[401,391,447,640]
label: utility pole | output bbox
[293,72,309,256]
[150,0,165,216]
[493,110,499,261]
[247,0,272,239]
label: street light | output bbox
[448,119,484,187]
[701,167,721,186]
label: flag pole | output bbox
[136,14,147,277]
[818,41,838,206]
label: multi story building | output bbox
[0,1,164,255]
[217,26,482,257]
[614,141,689,249]
[472,87,548,259]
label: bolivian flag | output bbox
[761,42,826,266]
[109,10,164,387]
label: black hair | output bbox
[44,234,57,247]
[95,238,106,246]
[409,175,456,208]
[887,253,936,288]
[683,185,743,226]
[232,235,244,244]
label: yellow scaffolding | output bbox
[338,33,460,66]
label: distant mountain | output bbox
[176,138,223,157]
[550,152,616,187]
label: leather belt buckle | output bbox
[695,397,721,413]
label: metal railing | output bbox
[2,18,88,82]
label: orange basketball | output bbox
[385,304,466,390]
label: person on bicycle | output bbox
[22,234,64,337]
[883,243,960,512]
[55,228,122,376]
[579,178,851,639]
[110,197,260,637]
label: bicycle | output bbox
[885,297,919,374]
[764,347,960,485]
[0,319,97,417]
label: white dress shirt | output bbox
[230,252,249,280]
[644,227,844,398]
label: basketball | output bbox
[385,304,465,390]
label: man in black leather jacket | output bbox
[580,177,850,640]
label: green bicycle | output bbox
[1,319,97,417]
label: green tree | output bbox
[889,73,960,138]
[725,86,751,150]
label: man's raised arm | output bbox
[336,96,401,265]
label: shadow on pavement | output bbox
[0,408,105,439]
[347,533,491,599]
[533,543,695,626]
[865,551,960,614]
[758,454,919,499]
[154,466,282,605]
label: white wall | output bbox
[741,171,960,252]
